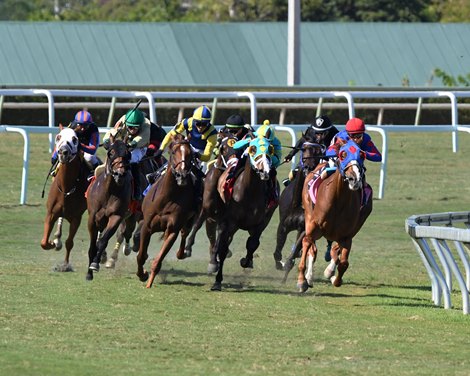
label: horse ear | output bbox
[339,150,347,161]
[109,133,115,145]
[59,123,64,131]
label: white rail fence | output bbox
[2,89,470,205]
[405,212,470,315]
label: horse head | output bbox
[169,134,193,186]
[337,139,365,191]
[300,141,324,175]
[55,127,79,164]
[216,130,238,168]
[246,136,272,181]
[106,139,131,185]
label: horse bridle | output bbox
[169,139,192,180]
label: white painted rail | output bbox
[2,89,470,204]
[405,212,470,314]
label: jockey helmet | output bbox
[311,115,333,132]
[192,105,212,129]
[345,117,365,134]
[225,114,245,129]
[125,108,145,129]
[72,110,93,128]
[256,120,275,142]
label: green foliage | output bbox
[434,68,470,87]
[0,0,465,22]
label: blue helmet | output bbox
[72,110,93,127]
[192,105,212,128]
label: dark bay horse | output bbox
[86,138,132,281]
[41,127,89,271]
[273,141,325,271]
[297,139,372,292]
[209,136,279,291]
[183,130,238,261]
[103,156,162,269]
[136,134,199,288]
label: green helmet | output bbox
[125,109,144,128]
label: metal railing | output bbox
[2,88,470,204]
[405,212,470,314]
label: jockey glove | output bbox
[127,140,138,149]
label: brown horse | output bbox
[103,156,162,269]
[41,127,89,271]
[136,134,199,288]
[297,138,372,292]
[183,130,238,261]
[209,136,279,291]
[86,138,132,281]
[273,141,325,271]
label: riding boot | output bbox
[130,163,142,201]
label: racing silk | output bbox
[326,130,382,162]
[75,123,99,155]
[103,114,151,149]
[160,117,218,162]
[285,125,339,161]
[233,134,282,168]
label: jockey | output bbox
[157,105,218,165]
[103,108,151,201]
[220,114,253,140]
[156,105,218,199]
[228,120,282,208]
[213,114,254,159]
[325,117,382,203]
[326,117,382,162]
[51,110,100,175]
[282,115,339,186]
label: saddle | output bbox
[217,159,241,203]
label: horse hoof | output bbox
[283,258,295,272]
[86,273,93,281]
[240,258,253,269]
[89,262,100,272]
[123,244,132,256]
[324,249,331,262]
[332,276,342,287]
[207,263,219,274]
[275,260,284,271]
[176,250,186,260]
[211,282,222,291]
[53,239,62,250]
[297,280,309,293]
[137,271,149,282]
[105,258,115,269]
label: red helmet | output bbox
[345,117,365,134]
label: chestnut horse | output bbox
[183,130,238,261]
[136,134,199,288]
[86,139,132,281]
[297,139,372,292]
[209,136,279,291]
[41,127,89,271]
[273,141,325,271]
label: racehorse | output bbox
[209,136,279,291]
[273,141,324,271]
[297,138,372,292]
[85,137,132,281]
[41,127,89,271]
[103,155,162,269]
[136,133,199,288]
[183,130,238,261]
